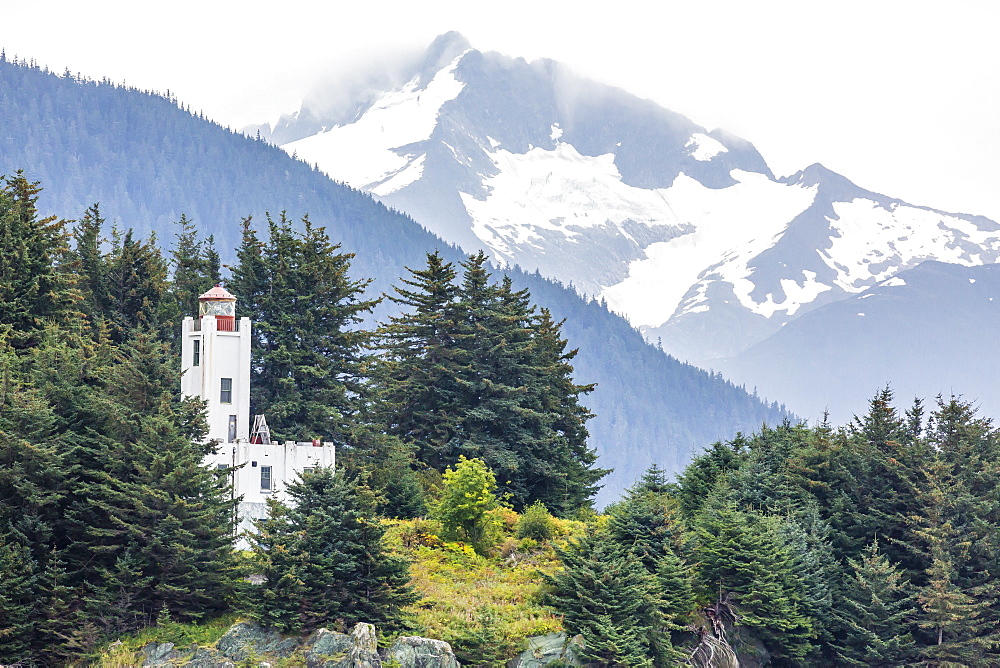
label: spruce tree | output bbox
[245,468,416,633]
[374,252,604,513]
[0,539,36,663]
[544,531,675,666]
[0,172,77,348]
[91,330,236,626]
[606,464,685,571]
[229,213,378,443]
[70,203,111,328]
[168,214,221,335]
[105,228,170,343]
[375,250,464,470]
[449,255,602,511]
[695,503,814,661]
[832,538,915,666]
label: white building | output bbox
[181,286,336,542]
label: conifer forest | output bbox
[3,166,1000,667]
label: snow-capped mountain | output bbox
[253,32,1000,363]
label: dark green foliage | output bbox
[374,252,606,514]
[833,539,915,666]
[105,228,171,342]
[69,208,174,344]
[229,213,378,443]
[245,468,416,633]
[654,547,697,634]
[674,437,748,518]
[544,532,678,667]
[0,540,36,662]
[695,503,814,661]
[375,251,464,469]
[0,173,76,348]
[343,430,428,519]
[606,464,685,571]
[0,190,235,662]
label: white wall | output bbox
[205,441,337,548]
[180,315,251,442]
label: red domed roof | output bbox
[198,285,236,301]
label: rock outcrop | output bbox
[507,632,586,667]
[139,620,460,668]
[386,636,460,668]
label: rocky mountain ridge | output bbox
[259,32,1000,365]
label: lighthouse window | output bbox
[260,466,272,490]
[220,378,233,403]
[192,340,200,366]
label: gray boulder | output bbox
[141,641,236,667]
[507,633,585,667]
[216,621,300,660]
[385,636,460,668]
[304,627,355,667]
[348,623,382,668]
[138,620,461,668]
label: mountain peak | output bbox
[779,162,870,199]
[424,32,473,65]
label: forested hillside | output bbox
[547,389,1000,666]
[0,55,788,499]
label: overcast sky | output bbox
[4,0,998,220]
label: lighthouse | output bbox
[180,286,335,544]
[180,286,252,443]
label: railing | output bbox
[189,317,241,332]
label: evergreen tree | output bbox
[832,538,915,666]
[675,436,748,519]
[0,539,36,663]
[89,330,236,627]
[0,172,77,348]
[695,503,814,661]
[374,252,604,513]
[105,228,170,343]
[229,213,378,443]
[70,203,111,327]
[912,449,1000,664]
[245,468,416,633]
[606,464,685,571]
[169,214,220,323]
[544,531,677,666]
[374,250,464,470]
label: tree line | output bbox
[544,388,1000,666]
[0,174,604,663]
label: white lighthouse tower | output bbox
[181,286,251,443]
[181,286,336,543]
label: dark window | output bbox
[260,466,272,490]
[220,378,232,403]
[193,339,201,366]
[216,464,227,471]
[228,415,237,442]
[302,467,315,476]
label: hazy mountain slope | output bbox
[0,56,788,503]
[715,260,1000,423]
[266,33,1000,365]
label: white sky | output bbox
[3,0,999,220]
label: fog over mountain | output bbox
[256,33,1000,388]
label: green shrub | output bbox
[516,501,556,542]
